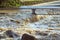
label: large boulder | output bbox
[21,34,37,40]
[4,30,19,38]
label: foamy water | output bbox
[0,9,60,29]
[0,9,60,40]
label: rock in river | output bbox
[0,34,6,39]
[4,30,20,38]
[21,34,37,40]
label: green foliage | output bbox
[0,0,56,8]
[0,0,23,8]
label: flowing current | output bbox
[0,8,60,40]
[0,9,60,29]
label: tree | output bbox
[0,0,22,8]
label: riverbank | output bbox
[0,0,57,8]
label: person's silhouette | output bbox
[32,9,36,15]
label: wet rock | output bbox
[0,34,6,39]
[10,19,20,24]
[49,33,60,37]
[15,20,20,24]
[36,31,48,36]
[45,33,60,40]
[37,33,60,40]
[4,30,20,38]
[21,34,37,40]
[10,19,14,22]
[39,32,48,36]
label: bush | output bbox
[0,0,22,8]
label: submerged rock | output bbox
[4,30,20,38]
[10,19,20,24]
[35,31,48,36]
[21,34,37,40]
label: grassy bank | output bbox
[0,0,57,8]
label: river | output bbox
[0,8,60,29]
[0,8,60,40]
